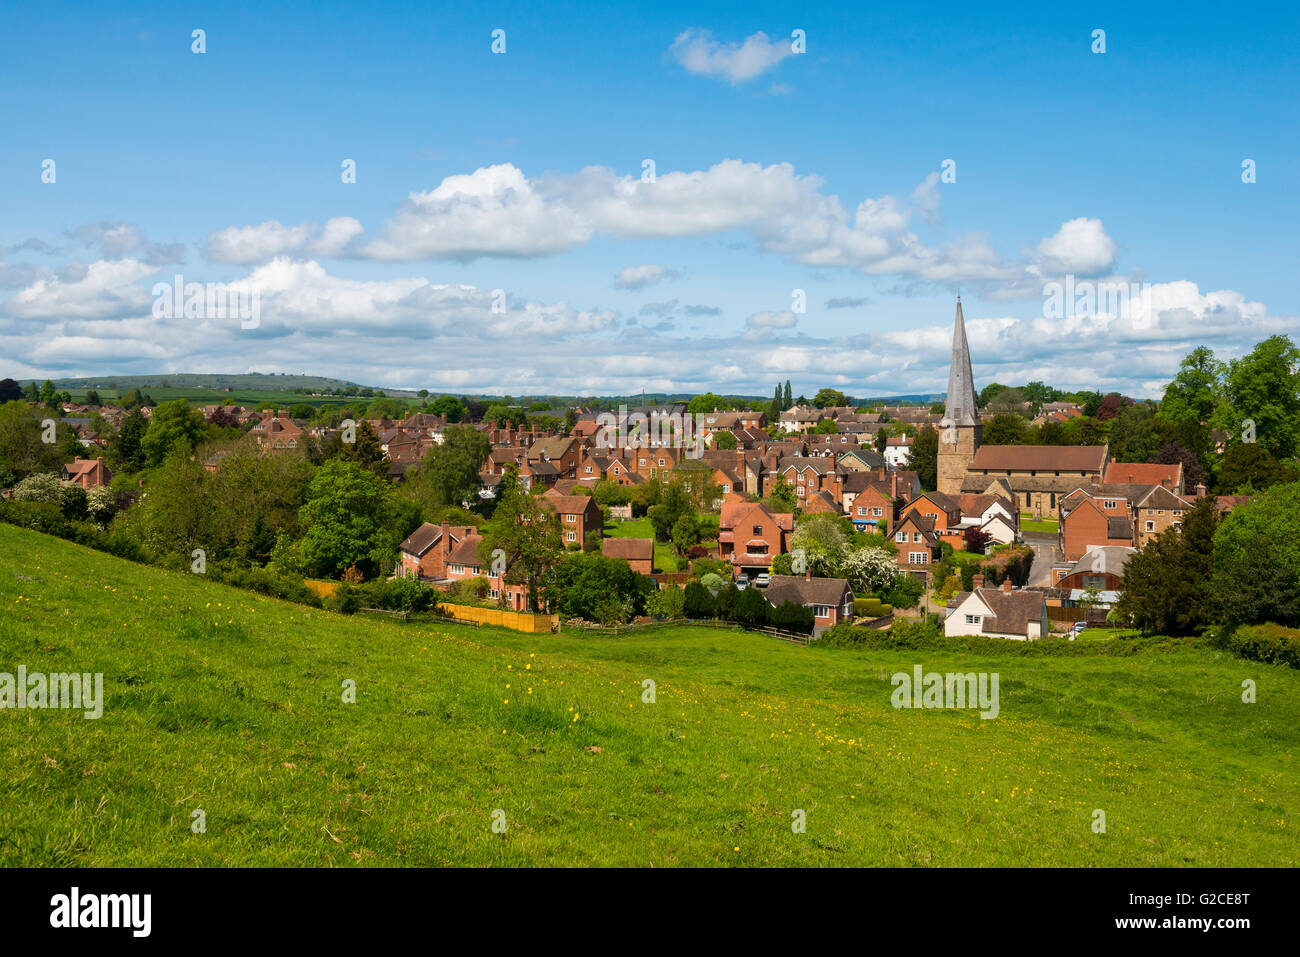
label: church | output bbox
[936,298,1109,517]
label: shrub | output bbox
[1208,623,1300,669]
[769,600,814,635]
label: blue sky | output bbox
[2,1,1297,397]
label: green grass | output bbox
[1020,514,1060,534]
[1,523,1296,866]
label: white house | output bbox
[945,581,1048,641]
[883,435,913,468]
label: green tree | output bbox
[1115,498,1218,635]
[1216,442,1298,493]
[687,392,731,414]
[298,460,403,579]
[712,430,738,450]
[982,413,1030,446]
[1212,482,1300,628]
[1220,335,1300,459]
[906,426,939,490]
[783,381,793,409]
[140,400,208,468]
[648,481,694,542]
[789,513,850,577]
[671,513,701,554]
[428,395,464,422]
[812,388,846,409]
[420,424,491,508]
[764,476,797,513]
[108,409,148,473]
[1107,403,1160,463]
[1159,346,1225,426]
[0,402,68,484]
[479,488,564,611]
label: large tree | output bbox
[140,400,208,469]
[1220,335,1300,460]
[1114,497,1218,635]
[1212,481,1300,628]
[420,424,491,509]
[1159,346,1225,426]
[982,413,1030,446]
[906,425,939,491]
[298,460,404,579]
[478,488,564,611]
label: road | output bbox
[1022,532,1061,586]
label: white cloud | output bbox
[669,29,794,85]
[362,165,590,261]
[615,264,677,289]
[1034,217,1117,276]
[204,217,363,264]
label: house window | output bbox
[613,466,620,475]
[584,466,592,473]
[1103,500,1116,509]
[908,552,928,565]
[658,458,665,467]
[896,531,907,542]
[1145,521,1155,531]
[965,615,981,625]
[752,525,763,535]
[813,605,831,618]
[871,507,882,516]
[565,514,576,522]
[913,532,922,542]
[722,484,730,493]
[565,531,577,542]
[639,458,647,467]
[796,486,805,497]
[858,507,868,516]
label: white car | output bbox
[754,573,771,587]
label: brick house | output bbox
[542,491,604,548]
[248,411,305,454]
[718,501,795,578]
[61,457,112,490]
[893,512,941,569]
[1057,493,1135,562]
[763,573,856,636]
[397,521,479,580]
[774,455,844,505]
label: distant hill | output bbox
[25,373,419,399]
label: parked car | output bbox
[1069,621,1087,641]
[754,573,771,587]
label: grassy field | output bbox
[0,523,1295,867]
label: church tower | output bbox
[937,297,982,496]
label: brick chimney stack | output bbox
[441,520,452,556]
[804,565,811,581]
[1002,579,1012,593]
[972,573,984,589]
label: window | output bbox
[858,507,868,516]
[564,514,576,522]
[813,605,831,618]
[965,615,981,625]
[1157,509,1164,515]
[752,525,763,535]
[797,486,805,497]
[908,552,928,565]
[639,458,647,467]
[913,532,922,542]
[1145,521,1155,531]
[613,466,620,475]
[1103,500,1116,509]
[872,507,882,517]
[565,531,577,542]
[658,458,665,467]
[896,531,907,542]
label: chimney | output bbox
[441,520,452,556]
[804,565,812,581]
[1002,579,1012,593]
[972,573,984,590]
[1195,482,1207,497]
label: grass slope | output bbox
[0,523,1294,867]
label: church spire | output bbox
[945,296,977,426]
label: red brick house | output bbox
[893,512,941,569]
[542,491,604,548]
[718,501,794,578]
[61,457,113,490]
[1058,494,1135,562]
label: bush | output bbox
[853,597,893,619]
[1209,623,1300,669]
[769,600,814,635]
